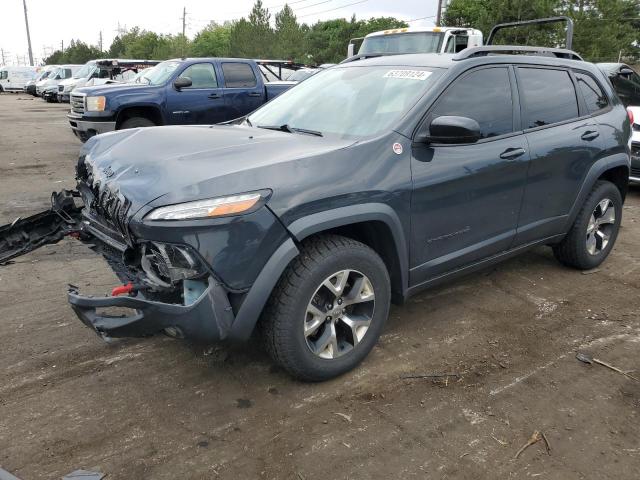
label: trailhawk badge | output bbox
[392,143,403,155]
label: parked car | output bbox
[57,59,160,103]
[0,66,39,93]
[1,46,631,381]
[67,58,299,142]
[597,63,640,182]
[36,65,81,98]
[24,66,58,96]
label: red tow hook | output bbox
[111,282,134,297]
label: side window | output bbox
[444,36,468,53]
[518,68,579,128]
[575,72,608,114]
[65,69,72,78]
[179,63,218,89]
[431,67,513,139]
[222,63,257,88]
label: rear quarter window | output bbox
[518,68,579,128]
[575,72,608,114]
[222,63,257,88]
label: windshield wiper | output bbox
[256,124,322,136]
[290,127,323,137]
[257,124,293,133]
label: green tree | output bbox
[274,4,305,61]
[191,22,232,57]
[229,0,275,58]
[442,0,639,61]
[43,40,102,64]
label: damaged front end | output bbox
[0,183,234,343]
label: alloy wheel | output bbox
[304,269,376,359]
[586,198,616,255]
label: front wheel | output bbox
[119,117,156,130]
[262,235,391,381]
[553,180,622,269]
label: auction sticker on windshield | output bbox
[383,70,432,81]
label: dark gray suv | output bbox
[1,46,632,381]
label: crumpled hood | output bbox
[80,125,353,217]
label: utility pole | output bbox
[0,49,6,66]
[61,40,64,52]
[99,31,103,52]
[436,0,443,26]
[180,7,187,58]
[22,0,34,65]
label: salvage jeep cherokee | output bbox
[0,46,632,381]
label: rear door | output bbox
[513,66,604,245]
[166,62,226,125]
[410,66,530,285]
[221,62,265,120]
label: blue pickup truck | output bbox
[67,57,297,141]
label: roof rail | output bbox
[454,45,583,61]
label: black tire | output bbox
[553,180,622,270]
[262,234,391,382]
[120,117,156,130]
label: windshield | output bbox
[287,69,317,82]
[141,61,180,85]
[74,63,96,79]
[359,32,444,55]
[248,65,440,139]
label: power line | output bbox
[295,0,333,11]
[298,0,368,18]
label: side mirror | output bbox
[347,43,355,57]
[416,116,482,145]
[173,77,192,90]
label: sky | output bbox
[0,0,441,66]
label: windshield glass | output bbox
[74,63,96,79]
[287,69,317,81]
[142,61,180,85]
[248,65,441,139]
[359,32,444,55]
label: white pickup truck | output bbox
[348,26,483,57]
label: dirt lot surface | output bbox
[1,93,639,480]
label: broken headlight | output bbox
[141,242,207,287]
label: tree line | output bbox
[44,0,406,66]
[44,0,638,66]
[443,0,639,62]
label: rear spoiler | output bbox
[487,16,575,50]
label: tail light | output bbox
[628,108,634,125]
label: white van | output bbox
[35,65,81,98]
[0,66,39,93]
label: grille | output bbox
[58,85,64,93]
[70,94,85,114]
[632,142,640,160]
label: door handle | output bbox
[247,92,262,97]
[581,130,600,141]
[208,93,221,99]
[499,147,526,160]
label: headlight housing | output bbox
[86,96,106,112]
[63,84,75,93]
[145,192,267,221]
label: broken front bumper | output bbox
[68,277,234,342]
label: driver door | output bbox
[166,62,226,125]
[410,66,529,286]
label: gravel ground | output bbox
[1,93,639,480]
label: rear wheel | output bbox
[553,180,622,269]
[119,117,156,130]
[262,235,391,381]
